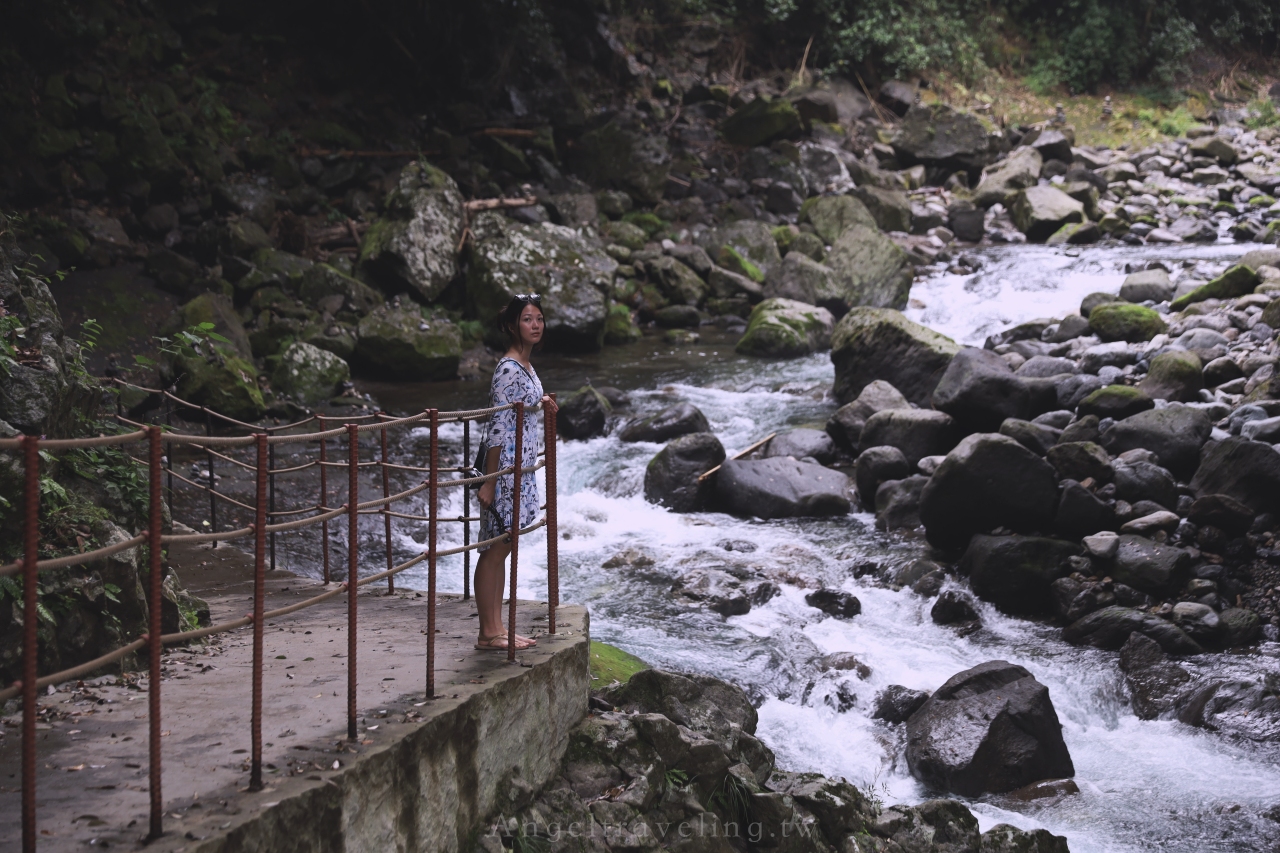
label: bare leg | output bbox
[474,542,536,648]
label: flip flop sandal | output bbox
[475,634,509,651]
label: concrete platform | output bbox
[0,541,589,852]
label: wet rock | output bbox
[467,212,615,351]
[619,402,711,443]
[980,823,1071,853]
[825,379,911,452]
[271,341,349,405]
[962,534,1079,616]
[861,408,958,467]
[932,589,980,625]
[1087,303,1167,342]
[720,95,803,147]
[1112,459,1179,510]
[876,474,929,530]
[892,103,1001,173]
[973,147,1043,207]
[805,589,861,618]
[1118,632,1192,719]
[1171,264,1259,311]
[855,445,911,508]
[919,433,1061,551]
[1138,351,1203,402]
[931,347,1031,432]
[674,568,778,617]
[715,457,851,519]
[1011,186,1085,242]
[1219,607,1262,646]
[358,161,463,301]
[1055,479,1116,538]
[823,222,915,311]
[1000,418,1061,455]
[831,308,960,405]
[765,428,836,464]
[906,660,1074,796]
[1047,442,1113,483]
[1077,385,1154,420]
[557,386,612,440]
[298,263,384,316]
[874,685,930,723]
[852,185,912,233]
[1119,269,1174,303]
[353,304,461,381]
[1188,494,1255,535]
[735,298,834,357]
[1101,406,1213,478]
[1064,605,1201,655]
[573,112,670,203]
[1111,534,1192,595]
[1177,678,1280,741]
[1170,601,1225,646]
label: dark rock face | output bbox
[861,408,958,467]
[874,685,931,723]
[765,427,837,464]
[618,402,711,443]
[855,445,911,508]
[1111,534,1192,596]
[831,308,960,406]
[715,457,851,519]
[999,418,1061,456]
[981,824,1071,853]
[1100,406,1213,478]
[876,474,929,530]
[931,589,980,625]
[1062,605,1201,655]
[1055,480,1115,538]
[919,434,1061,551]
[931,347,1031,432]
[805,589,862,618]
[1047,442,1114,483]
[643,432,726,512]
[1119,632,1192,719]
[1190,437,1280,516]
[1177,678,1280,742]
[906,661,1075,796]
[825,379,911,452]
[962,534,1079,616]
[556,385,612,439]
[1112,460,1178,510]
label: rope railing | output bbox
[2,387,560,850]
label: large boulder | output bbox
[1190,437,1280,515]
[720,96,803,147]
[906,661,1074,796]
[765,428,837,464]
[891,104,1001,173]
[176,291,253,359]
[1087,303,1167,343]
[1137,351,1203,402]
[1170,264,1260,311]
[557,386,612,440]
[358,161,463,300]
[1100,406,1213,478]
[715,458,851,519]
[961,534,1079,616]
[298,263,384,316]
[763,253,841,309]
[860,408,958,467]
[851,186,912,233]
[648,255,708,307]
[697,220,783,281]
[931,347,1031,432]
[876,475,929,530]
[644,432,726,512]
[572,112,670,203]
[825,379,911,452]
[919,433,1061,551]
[618,402,711,443]
[855,446,911,508]
[467,212,616,351]
[353,304,461,381]
[168,348,265,421]
[735,298,834,357]
[1010,186,1085,242]
[1063,605,1201,655]
[1112,534,1193,595]
[823,225,915,311]
[831,308,960,405]
[973,147,1043,207]
[271,342,350,405]
[801,195,877,244]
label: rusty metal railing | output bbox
[0,385,559,851]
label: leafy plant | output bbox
[664,768,690,791]
[134,321,231,367]
[708,772,754,825]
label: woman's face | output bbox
[516,303,544,347]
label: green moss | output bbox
[1087,302,1167,342]
[718,245,764,283]
[1249,195,1277,207]
[1170,264,1261,310]
[622,211,666,236]
[589,640,649,686]
[603,303,642,345]
[772,225,796,254]
[606,220,648,251]
[720,95,803,147]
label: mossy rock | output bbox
[1087,303,1167,342]
[171,351,265,422]
[1077,385,1155,420]
[298,263,384,316]
[604,303,642,344]
[359,161,464,302]
[720,95,803,147]
[1138,350,1203,403]
[621,211,667,236]
[735,298,834,357]
[589,641,649,686]
[178,292,253,358]
[606,220,648,251]
[1170,264,1261,310]
[1261,298,1280,329]
[272,342,351,405]
[790,231,825,261]
[831,307,960,405]
[572,118,671,205]
[718,246,764,283]
[772,225,796,254]
[354,304,461,381]
[800,195,877,244]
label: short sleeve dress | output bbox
[479,357,544,549]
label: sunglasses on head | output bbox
[515,293,542,306]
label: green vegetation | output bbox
[589,640,649,685]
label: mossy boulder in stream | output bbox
[735,298,834,357]
[1169,264,1260,310]
[801,195,877,244]
[467,212,616,351]
[359,161,464,301]
[272,342,350,405]
[169,349,266,421]
[823,223,915,311]
[354,303,461,381]
[1087,302,1167,342]
[831,308,960,405]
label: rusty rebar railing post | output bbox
[318,415,330,584]
[379,417,393,595]
[508,401,524,663]
[462,418,471,601]
[147,426,165,839]
[249,432,268,792]
[544,393,558,634]
[205,409,217,548]
[346,423,359,741]
[427,409,439,697]
[268,441,277,572]
[164,396,173,504]
[20,435,40,853]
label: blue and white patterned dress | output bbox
[479,357,543,548]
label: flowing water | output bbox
[188,242,1280,852]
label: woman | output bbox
[474,293,558,650]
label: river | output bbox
[191,241,1280,852]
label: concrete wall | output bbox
[192,606,589,853]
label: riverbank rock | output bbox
[860,408,957,467]
[1100,406,1213,478]
[715,457,851,519]
[805,589,862,618]
[1111,534,1193,595]
[271,341,350,405]
[892,104,1001,173]
[720,95,803,147]
[1011,186,1085,242]
[1190,436,1280,515]
[1087,303,1167,342]
[573,112,670,203]
[826,379,911,452]
[906,660,1074,796]
[1119,269,1174,303]
[168,348,265,421]
[358,161,463,300]
[823,224,915,311]
[931,347,1031,432]
[1138,351,1203,402]
[557,386,612,440]
[832,308,961,405]
[353,304,461,381]
[735,298,834,357]
[962,534,1079,616]
[618,402,710,443]
[644,432,726,513]
[851,185,912,233]
[1063,605,1202,655]
[855,446,911,508]
[973,147,1043,207]
[876,474,929,529]
[765,428,837,464]
[467,212,615,351]
[919,433,1060,551]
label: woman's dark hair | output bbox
[495,293,544,350]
